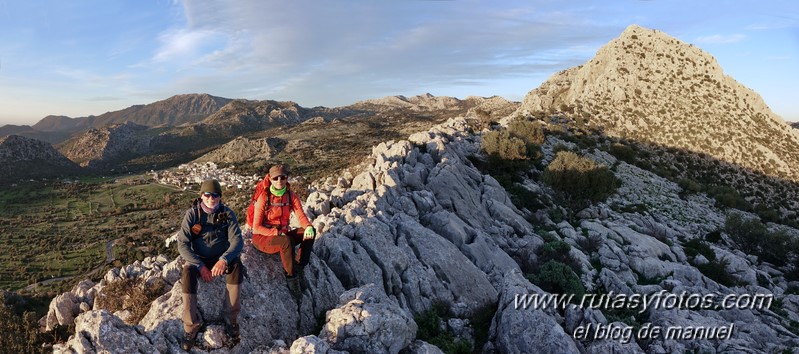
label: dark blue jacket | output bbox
[177,199,243,267]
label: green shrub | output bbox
[471,302,497,353]
[755,204,781,223]
[608,143,637,163]
[508,118,545,146]
[706,185,751,211]
[481,130,527,160]
[760,230,793,266]
[724,213,767,254]
[468,154,530,190]
[696,257,738,287]
[414,304,472,354]
[678,178,703,194]
[542,151,620,207]
[724,213,795,267]
[527,260,586,298]
[505,184,545,212]
[704,230,723,243]
[682,238,716,261]
[540,240,573,266]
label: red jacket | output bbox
[252,181,311,236]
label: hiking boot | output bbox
[287,275,302,299]
[226,320,240,343]
[181,331,197,351]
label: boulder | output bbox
[320,284,417,354]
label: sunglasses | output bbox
[202,192,221,198]
[271,175,287,181]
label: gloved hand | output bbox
[303,226,316,240]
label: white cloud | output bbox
[148,0,619,106]
[152,28,225,63]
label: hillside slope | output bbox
[0,135,82,181]
[517,24,799,183]
[47,117,799,353]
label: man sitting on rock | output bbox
[177,179,244,350]
[251,164,316,296]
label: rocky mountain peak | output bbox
[517,24,799,182]
[32,115,92,132]
[192,136,284,164]
[352,93,466,111]
[59,122,152,168]
[0,135,81,181]
[0,135,69,163]
[91,93,232,128]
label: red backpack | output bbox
[244,174,292,228]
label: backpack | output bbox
[245,174,293,228]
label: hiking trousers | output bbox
[181,257,243,334]
[252,227,313,277]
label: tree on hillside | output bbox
[542,150,619,215]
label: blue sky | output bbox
[1,0,797,126]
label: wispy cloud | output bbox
[695,34,746,44]
[152,28,226,63]
[3,0,798,124]
[144,0,618,105]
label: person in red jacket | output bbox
[251,164,315,293]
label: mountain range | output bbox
[10,24,799,354]
[1,93,502,182]
[2,24,797,188]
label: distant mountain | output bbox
[0,135,82,182]
[792,122,799,130]
[7,92,512,179]
[59,122,153,168]
[517,24,799,182]
[32,115,94,132]
[27,94,231,135]
[352,93,466,110]
[0,124,35,137]
[89,93,231,128]
[0,123,81,145]
[199,99,339,135]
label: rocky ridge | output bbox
[0,135,82,181]
[94,93,232,128]
[517,24,799,183]
[199,99,330,134]
[192,137,284,165]
[32,115,93,133]
[59,122,153,168]
[47,115,799,353]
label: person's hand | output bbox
[211,259,227,277]
[199,264,213,282]
[303,226,315,240]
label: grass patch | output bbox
[0,178,189,292]
[414,303,472,354]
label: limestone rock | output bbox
[400,340,445,354]
[53,310,158,354]
[320,284,417,354]
[486,271,581,353]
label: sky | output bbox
[0,0,797,126]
